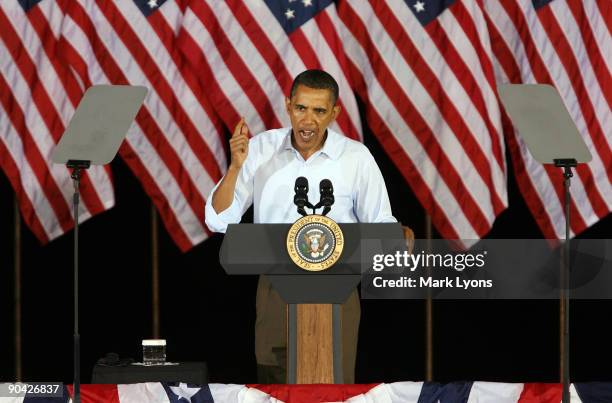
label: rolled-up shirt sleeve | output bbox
[204,185,244,233]
[204,144,257,233]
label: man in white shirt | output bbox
[205,70,395,383]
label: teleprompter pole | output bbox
[68,159,90,403]
[554,158,575,403]
[50,85,147,402]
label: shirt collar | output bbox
[282,128,343,160]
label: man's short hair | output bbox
[289,69,339,105]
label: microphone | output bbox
[294,177,313,216]
[316,179,334,216]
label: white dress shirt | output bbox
[205,128,396,232]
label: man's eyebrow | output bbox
[293,103,327,112]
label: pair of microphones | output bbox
[294,177,334,217]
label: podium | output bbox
[219,222,404,384]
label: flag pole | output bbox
[151,202,160,338]
[14,197,22,381]
[425,214,433,381]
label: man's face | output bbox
[286,84,340,158]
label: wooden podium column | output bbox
[296,304,334,383]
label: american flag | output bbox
[177,0,363,140]
[0,0,114,243]
[337,0,509,239]
[485,0,612,239]
[58,0,227,251]
[1,0,610,249]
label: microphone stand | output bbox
[314,194,333,216]
[294,197,314,217]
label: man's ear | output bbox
[285,97,291,114]
[331,104,341,121]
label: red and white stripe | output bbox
[1,381,590,402]
[177,0,363,140]
[337,0,508,239]
[484,0,612,239]
[0,0,114,243]
[58,0,227,251]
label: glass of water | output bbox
[142,339,166,365]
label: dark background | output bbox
[1,117,611,384]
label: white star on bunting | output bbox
[147,0,158,9]
[414,1,425,12]
[285,8,295,19]
[302,0,313,6]
[168,383,201,400]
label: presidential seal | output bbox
[286,214,344,272]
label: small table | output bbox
[92,362,208,384]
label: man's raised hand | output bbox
[229,117,249,170]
